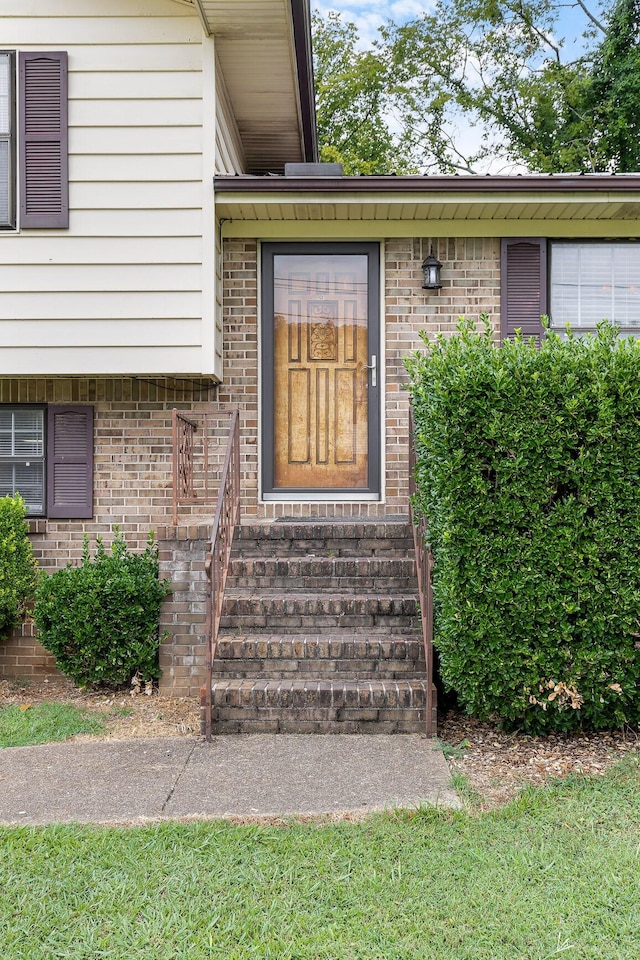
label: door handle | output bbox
[362,354,377,387]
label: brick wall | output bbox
[0,377,218,684]
[1,236,500,691]
[157,525,210,698]
[0,616,59,680]
[384,238,501,507]
[219,237,500,518]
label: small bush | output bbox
[0,494,38,640]
[34,529,171,687]
[407,317,640,733]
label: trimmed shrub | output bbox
[34,529,171,687]
[0,494,38,639]
[406,318,640,733]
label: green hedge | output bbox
[406,318,640,732]
[0,494,38,639]
[34,529,171,688]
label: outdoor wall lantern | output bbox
[421,246,443,290]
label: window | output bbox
[0,50,68,230]
[501,239,640,342]
[550,243,640,335]
[0,408,44,513]
[0,52,14,227]
[0,405,93,518]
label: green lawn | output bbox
[0,703,105,747]
[0,758,638,959]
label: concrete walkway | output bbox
[0,734,460,826]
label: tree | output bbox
[313,12,417,174]
[313,1,640,175]
[588,0,640,171]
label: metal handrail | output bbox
[203,409,241,741]
[172,409,218,525]
[172,410,198,526]
[408,407,435,737]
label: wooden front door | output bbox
[262,243,380,497]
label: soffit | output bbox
[215,176,640,232]
[178,0,310,172]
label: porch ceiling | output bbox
[178,0,316,172]
[215,174,640,238]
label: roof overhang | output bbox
[215,174,640,239]
[179,0,317,172]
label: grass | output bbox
[0,758,638,959]
[0,703,105,747]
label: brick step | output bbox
[201,518,435,735]
[227,555,417,591]
[235,521,414,558]
[204,678,433,734]
[212,634,426,680]
[220,593,419,632]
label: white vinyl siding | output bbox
[215,54,245,175]
[551,243,640,336]
[0,0,223,377]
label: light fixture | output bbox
[421,246,443,290]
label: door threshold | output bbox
[261,494,381,503]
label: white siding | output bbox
[214,224,224,377]
[213,54,244,383]
[215,54,245,175]
[0,0,222,377]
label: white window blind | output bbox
[551,243,640,334]
[0,53,10,226]
[0,408,45,513]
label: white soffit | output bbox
[177,0,305,171]
[215,190,640,224]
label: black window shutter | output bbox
[47,406,93,519]
[500,238,547,342]
[19,51,69,229]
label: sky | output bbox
[310,1,601,54]
[310,1,605,172]
[311,1,432,47]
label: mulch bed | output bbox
[438,710,639,807]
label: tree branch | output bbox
[572,0,606,34]
[511,1,561,63]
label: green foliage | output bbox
[313,1,640,174]
[407,318,640,732]
[0,494,38,640]
[0,703,105,747]
[388,0,604,173]
[34,529,171,688]
[588,0,640,172]
[313,12,419,174]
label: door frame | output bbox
[261,241,381,500]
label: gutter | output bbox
[290,0,318,164]
[215,173,640,195]
[194,0,211,36]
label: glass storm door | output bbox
[262,243,380,497]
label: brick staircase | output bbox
[204,519,436,734]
